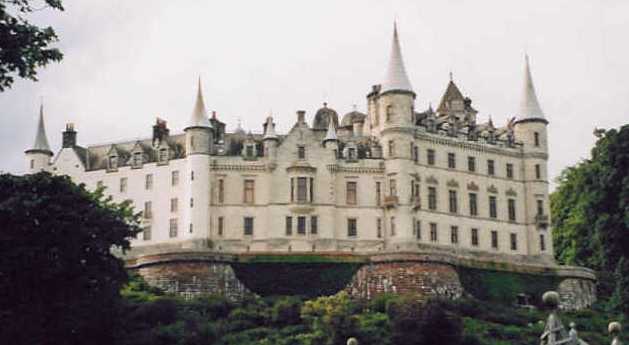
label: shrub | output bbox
[272,296,303,325]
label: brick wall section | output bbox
[135,262,254,301]
[346,262,463,300]
[558,278,597,311]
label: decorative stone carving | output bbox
[467,182,479,191]
[447,179,459,188]
[426,176,439,185]
[487,185,498,194]
[506,188,517,197]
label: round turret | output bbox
[312,103,339,130]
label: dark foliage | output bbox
[0,0,64,91]
[0,172,140,345]
[388,297,463,345]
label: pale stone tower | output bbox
[25,103,53,173]
[369,23,417,247]
[262,115,279,160]
[183,78,213,247]
[513,55,552,258]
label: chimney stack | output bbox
[62,123,77,148]
[297,110,306,124]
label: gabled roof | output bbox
[28,103,52,154]
[518,55,545,120]
[187,78,212,129]
[437,80,465,114]
[381,23,413,94]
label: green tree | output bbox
[0,0,64,91]
[551,124,629,313]
[0,172,141,345]
[387,298,462,345]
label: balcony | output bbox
[535,214,549,229]
[384,195,399,208]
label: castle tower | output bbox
[513,55,552,259]
[370,23,417,247]
[183,78,213,247]
[25,103,53,173]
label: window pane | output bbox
[346,182,357,205]
[297,216,306,234]
[297,177,308,202]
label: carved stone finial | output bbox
[609,322,622,345]
[543,290,560,309]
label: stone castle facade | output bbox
[26,25,553,263]
[24,25,595,308]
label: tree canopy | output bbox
[551,124,629,313]
[0,172,140,345]
[0,0,64,91]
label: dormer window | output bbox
[244,144,256,159]
[108,155,118,170]
[348,148,356,160]
[132,152,143,168]
[158,148,169,163]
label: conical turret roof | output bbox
[437,79,465,114]
[187,77,212,129]
[518,55,545,120]
[381,23,413,94]
[263,114,278,140]
[28,103,52,154]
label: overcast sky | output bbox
[1,0,628,187]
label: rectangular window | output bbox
[218,179,225,204]
[537,200,544,216]
[346,181,357,205]
[487,160,495,176]
[310,177,314,202]
[120,177,127,193]
[347,218,357,237]
[377,218,382,238]
[451,226,459,244]
[298,146,306,159]
[448,152,456,169]
[244,217,254,236]
[243,179,255,204]
[415,220,421,239]
[469,193,478,216]
[535,164,541,179]
[143,226,151,241]
[468,156,476,172]
[290,178,294,202]
[471,228,479,247]
[297,177,308,203]
[448,190,458,213]
[145,174,153,190]
[169,218,178,238]
[171,170,179,186]
[191,171,194,181]
[297,216,306,235]
[413,145,419,163]
[534,132,540,147]
[189,223,193,234]
[427,149,435,165]
[348,148,356,159]
[144,201,152,219]
[508,199,516,222]
[376,182,381,206]
[428,187,437,210]
[170,198,178,212]
[190,198,194,208]
[246,145,254,158]
[218,217,224,236]
[491,230,498,249]
[390,217,396,236]
[540,234,546,251]
[389,179,397,197]
[430,223,438,242]
[506,163,514,179]
[510,233,518,251]
[388,140,395,156]
[489,196,497,218]
[311,216,318,235]
[285,216,293,235]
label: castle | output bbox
[24,25,596,308]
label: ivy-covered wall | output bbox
[456,267,561,306]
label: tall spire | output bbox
[29,102,52,154]
[519,55,545,120]
[187,77,212,128]
[381,22,413,94]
